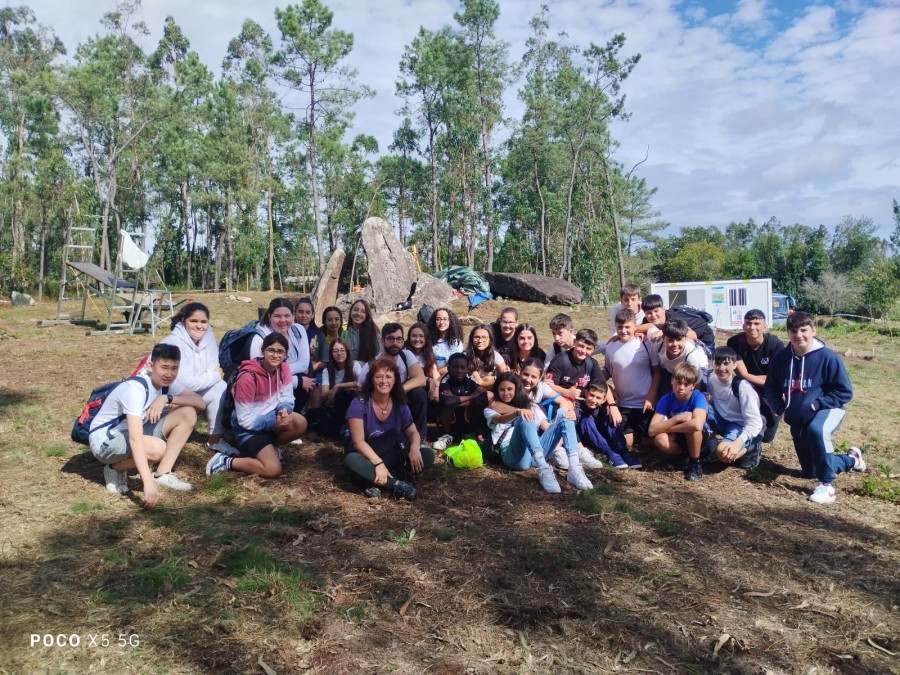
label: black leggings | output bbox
[344,447,435,486]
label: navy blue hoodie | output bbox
[764,338,852,428]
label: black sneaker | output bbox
[736,439,762,469]
[385,478,418,501]
[670,455,689,471]
[685,459,703,482]
[364,486,382,498]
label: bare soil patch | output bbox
[1,294,898,674]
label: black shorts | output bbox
[619,407,651,438]
[236,431,277,458]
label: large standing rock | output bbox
[310,249,345,324]
[11,291,35,306]
[336,286,375,318]
[361,217,418,312]
[481,272,583,305]
[411,273,457,311]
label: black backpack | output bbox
[416,305,434,324]
[72,377,153,445]
[668,306,715,353]
[218,320,265,378]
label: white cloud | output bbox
[19,0,900,238]
[733,0,769,25]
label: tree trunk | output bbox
[481,118,495,271]
[308,82,325,273]
[214,227,225,292]
[460,145,468,268]
[560,141,584,279]
[10,113,26,266]
[603,157,626,289]
[183,182,192,288]
[38,206,47,302]
[429,126,440,271]
[534,163,548,276]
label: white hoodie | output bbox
[161,323,223,392]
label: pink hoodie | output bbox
[231,358,294,431]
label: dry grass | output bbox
[1,292,898,674]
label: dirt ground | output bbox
[0,292,898,675]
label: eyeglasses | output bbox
[264,348,287,357]
[384,335,405,343]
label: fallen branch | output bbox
[867,638,898,656]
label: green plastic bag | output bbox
[444,438,484,469]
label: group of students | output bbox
[85,285,864,508]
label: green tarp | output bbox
[433,266,491,295]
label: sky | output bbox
[20,0,900,238]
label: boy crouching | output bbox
[89,343,205,507]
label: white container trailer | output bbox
[649,278,773,331]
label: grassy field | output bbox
[0,292,898,674]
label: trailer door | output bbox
[725,284,748,329]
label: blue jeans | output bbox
[706,405,754,449]
[502,411,579,471]
[790,408,855,483]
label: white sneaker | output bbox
[808,482,836,504]
[537,465,561,494]
[103,465,129,494]
[153,472,193,492]
[207,439,240,457]
[548,446,569,470]
[566,464,594,490]
[578,447,604,470]
[432,434,453,451]
[848,446,866,472]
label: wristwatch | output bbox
[166,393,174,405]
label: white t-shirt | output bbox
[603,338,654,408]
[708,376,764,442]
[432,338,464,370]
[356,349,419,387]
[88,373,185,451]
[649,339,709,374]
[484,400,545,445]
[609,302,645,338]
[322,361,362,388]
[529,381,556,405]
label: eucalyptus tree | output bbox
[225,19,290,291]
[0,5,65,278]
[397,26,458,270]
[891,199,900,258]
[272,0,373,273]
[554,34,639,280]
[147,16,212,287]
[201,78,250,290]
[318,126,378,255]
[505,6,568,276]
[452,0,512,270]
[376,118,427,247]
[59,1,162,270]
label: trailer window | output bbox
[729,288,747,307]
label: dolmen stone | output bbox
[481,272,583,305]
[361,217,418,312]
[411,273,457,311]
[311,249,345,323]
